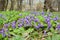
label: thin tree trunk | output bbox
[0,0,3,11]
[20,0,23,11]
[0,0,5,11]
[17,0,20,10]
[17,0,23,11]
[10,0,13,10]
[6,0,11,11]
[29,0,31,10]
[13,0,18,10]
[4,0,8,10]
[58,0,60,12]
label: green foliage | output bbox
[8,27,34,40]
[0,18,3,25]
[46,33,60,40]
[10,35,25,40]
[0,34,3,39]
[0,11,60,40]
[37,15,45,22]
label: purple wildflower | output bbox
[53,16,58,21]
[24,19,29,24]
[2,33,6,37]
[0,29,6,37]
[18,24,23,28]
[41,11,45,15]
[56,24,60,30]
[0,29,4,33]
[30,16,35,21]
[45,16,50,23]
[4,23,9,28]
[47,22,51,29]
[0,14,2,17]
[34,18,39,22]
[38,24,41,27]
[36,23,44,28]
[35,26,40,29]
[21,18,24,23]
[11,21,16,28]
[44,16,47,18]
[34,24,41,29]
[25,16,30,20]
[44,30,47,35]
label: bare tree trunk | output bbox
[58,0,60,11]
[13,0,18,10]
[6,0,11,11]
[17,0,20,10]
[0,0,3,11]
[29,0,32,11]
[44,0,58,12]
[44,0,51,11]
[0,0,5,11]
[4,0,8,10]
[10,0,13,10]
[17,0,23,11]
[20,0,23,11]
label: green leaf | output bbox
[37,16,45,21]
[0,34,3,39]
[9,32,15,36]
[26,28,34,33]
[4,37,8,40]
[32,31,38,36]
[11,35,25,40]
[13,27,25,34]
[50,28,55,33]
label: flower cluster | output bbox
[0,11,60,37]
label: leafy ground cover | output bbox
[0,11,60,40]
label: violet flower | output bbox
[41,11,45,16]
[0,29,6,37]
[56,24,60,30]
[47,22,51,30]
[44,30,47,35]
[35,26,40,29]
[2,32,6,37]
[11,21,16,28]
[0,29,4,34]
[25,16,30,20]
[4,23,9,28]
[38,24,41,27]
[18,24,23,28]
[34,18,39,22]
[0,14,2,17]
[24,19,29,24]
[34,24,41,29]
[45,16,50,23]
[30,16,35,20]
[53,16,58,21]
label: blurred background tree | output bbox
[0,0,58,12]
[58,0,60,11]
[44,0,58,12]
[0,0,5,11]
